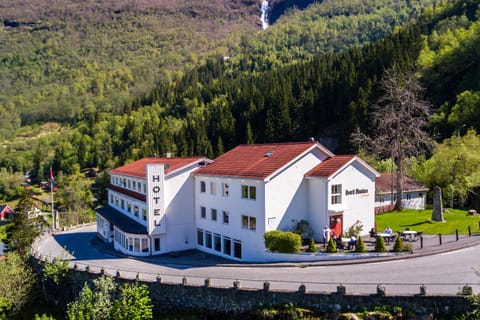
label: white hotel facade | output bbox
[96,141,379,262]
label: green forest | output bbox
[1,0,480,208]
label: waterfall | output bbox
[260,1,269,30]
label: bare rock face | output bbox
[432,186,444,222]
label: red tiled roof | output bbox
[305,155,356,178]
[376,173,429,193]
[108,185,146,202]
[110,157,207,179]
[195,142,332,179]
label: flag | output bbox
[49,166,54,185]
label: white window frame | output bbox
[331,184,342,204]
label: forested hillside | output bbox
[0,0,259,130]
[1,0,479,205]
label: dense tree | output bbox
[111,283,153,320]
[5,192,42,256]
[0,252,35,317]
[416,130,480,207]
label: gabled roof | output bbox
[110,157,209,179]
[0,205,13,213]
[305,155,380,179]
[194,141,334,180]
[376,173,429,194]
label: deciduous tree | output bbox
[352,66,432,210]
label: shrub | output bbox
[307,238,317,253]
[392,236,403,252]
[354,236,366,253]
[402,242,413,253]
[326,238,337,253]
[264,231,301,253]
[344,220,363,238]
[375,236,387,252]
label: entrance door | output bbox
[329,214,343,238]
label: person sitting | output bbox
[369,227,376,238]
[347,235,356,250]
[384,226,392,234]
[335,235,343,251]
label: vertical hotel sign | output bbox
[146,164,166,235]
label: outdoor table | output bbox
[376,233,394,243]
[402,230,417,241]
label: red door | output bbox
[329,214,343,238]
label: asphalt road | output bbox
[35,225,480,295]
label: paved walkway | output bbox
[33,224,480,268]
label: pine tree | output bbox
[375,236,387,253]
[393,236,403,252]
[354,236,366,253]
[326,237,337,253]
[307,238,317,253]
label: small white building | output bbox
[96,141,379,262]
[375,173,429,213]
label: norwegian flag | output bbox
[49,166,54,185]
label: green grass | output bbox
[375,209,480,235]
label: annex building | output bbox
[96,141,379,262]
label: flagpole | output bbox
[50,166,55,230]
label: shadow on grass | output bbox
[400,220,434,228]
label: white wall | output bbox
[326,161,376,236]
[194,175,265,261]
[163,165,198,252]
[307,178,328,241]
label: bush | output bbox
[402,242,413,253]
[326,238,337,253]
[392,236,403,252]
[307,238,317,253]
[375,236,387,252]
[264,231,301,253]
[354,236,366,253]
[344,220,363,238]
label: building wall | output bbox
[194,175,266,261]
[308,161,376,239]
[163,165,198,252]
[375,191,427,210]
[265,148,329,233]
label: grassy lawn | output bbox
[375,208,480,235]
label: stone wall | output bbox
[49,264,471,317]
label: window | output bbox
[331,184,342,204]
[200,181,206,193]
[143,183,146,193]
[205,231,212,249]
[127,202,131,213]
[406,194,411,200]
[115,196,119,206]
[210,182,216,195]
[197,229,204,246]
[200,206,206,219]
[142,238,148,253]
[132,181,136,189]
[110,194,114,204]
[121,199,125,209]
[127,179,131,189]
[134,206,139,217]
[138,182,142,192]
[241,215,256,231]
[214,233,221,252]
[211,209,217,221]
[123,178,126,187]
[241,185,256,200]
[223,211,229,224]
[223,236,231,255]
[142,209,147,221]
[154,238,160,251]
[234,240,242,259]
[222,183,229,197]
